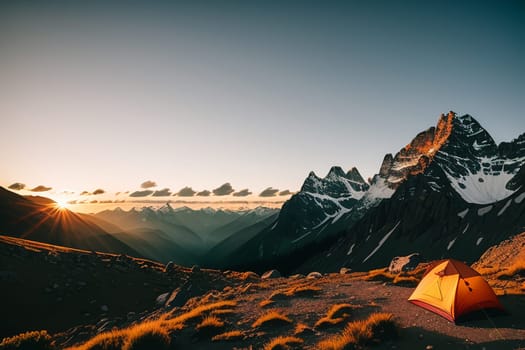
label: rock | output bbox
[100,305,109,312]
[166,282,193,307]
[156,292,169,306]
[388,253,421,274]
[425,346,433,350]
[191,265,201,273]
[307,272,323,279]
[339,267,352,275]
[261,269,281,279]
[289,274,304,279]
[164,261,175,273]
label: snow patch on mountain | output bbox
[498,199,512,216]
[447,237,457,250]
[477,205,493,216]
[515,192,525,204]
[445,166,518,204]
[363,221,401,263]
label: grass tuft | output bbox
[211,330,245,342]
[263,336,304,350]
[122,323,170,350]
[252,310,292,328]
[259,299,275,308]
[0,330,55,350]
[317,313,398,350]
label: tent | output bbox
[408,259,503,322]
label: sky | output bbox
[0,0,524,209]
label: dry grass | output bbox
[259,299,275,308]
[326,304,359,319]
[121,323,170,350]
[196,315,225,330]
[68,300,237,350]
[211,330,245,342]
[294,323,314,336]
[314,303,359,329]
[315,317,346,329]
[363,268,394,282]
[263,336,304,350]
[269,284,321,301]
[0,330,54,350]
[210,308,236,316]
[252,310,293,328]
[317,313,398,350]
[392,275,419,286]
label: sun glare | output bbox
[55,199,69,210]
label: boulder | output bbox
[164,261,175,273]
[388,253,421,274]
[191,265,201,273]
[261,269,281,279]
[156,292,170,306]
[339,267,352,275]
[307,272,323,279]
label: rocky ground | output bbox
[1,235,525,350]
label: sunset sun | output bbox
[55,199,69,210]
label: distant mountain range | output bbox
[221,112,525,273]
[0,189,278,265]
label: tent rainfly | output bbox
[408,259,503,322]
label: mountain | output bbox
[0,187,139,256]
[91,205,279,263]
[222,112,525,273]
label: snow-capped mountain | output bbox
[224,112,525,273]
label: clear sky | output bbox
[0,0,524,206]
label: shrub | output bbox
[252,310,292,328]
[263,336,304,350]
[0,330,55,350]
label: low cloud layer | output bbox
[129,190,154,197]
[93,188,105,195]
[30,185,52,192]
[8,182,25,191]
[196,190,211,197]
[141,180,157,189]
[213,183,234,196]
[152,188,172,197]
[80,191,91,196]
[233,189,252,197]
[279,190,292,196]
[176,187,196,197]
[259,187,279,197]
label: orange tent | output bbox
[408,259,503,322]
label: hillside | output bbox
[1,235,524,349]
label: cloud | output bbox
[99,200,113,203]
[233,189,252,197]
[213,183,234,196]
[259,187,279,197]
[67,200,77,205]
[90,200,98,203]
[196,190,211,197]
[8,182,25,191]
[279,190,293,196]
[93,188,105,195]
[141,180,157,189]
[152,188,172,197]
[30,185,52,192]
[176,187,196,197]
[80,191,91,196]
[129,190,154,197]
